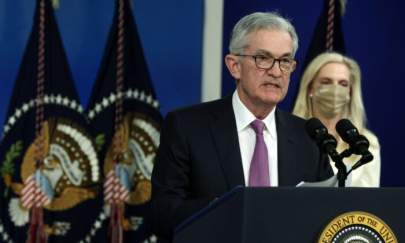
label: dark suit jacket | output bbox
[151,96,333,242]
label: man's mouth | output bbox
[262,82,280,89]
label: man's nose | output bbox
[266,60,282,77]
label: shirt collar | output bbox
[232,90,276,138]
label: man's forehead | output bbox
[245,29,293,56]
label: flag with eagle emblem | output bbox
[86,0,162,242]
[0,0,103,242]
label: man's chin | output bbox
[259,94,284,106]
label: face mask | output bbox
[312,84,350,118]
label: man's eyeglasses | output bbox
[234,54,297,73]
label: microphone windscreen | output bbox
[305,118,327,140]
[336,119,358,143]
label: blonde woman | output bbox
[293,52,380,187]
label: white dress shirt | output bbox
[232,91,278,186]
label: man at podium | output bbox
[151,11,333,243]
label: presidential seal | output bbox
[318,211,398,243]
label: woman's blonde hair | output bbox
[292,52,367,130]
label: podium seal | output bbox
[318,211,397,243]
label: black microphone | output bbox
[336,119,371,156]
[306,118,348,187]
[336,119,374,171]
[305,118,338,157]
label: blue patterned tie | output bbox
[248,119,270,186]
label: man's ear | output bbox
[225,54,241,80]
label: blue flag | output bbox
[0,0,103,242]
[86,0,162,242]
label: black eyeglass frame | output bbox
[234,54,297,73]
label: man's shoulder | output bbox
[276,108,307,127]
[275,109,315,145]
[161,97,233,135]
[168,96,231,119]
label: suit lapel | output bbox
[209,96,245,189]
[208,102,302,187]
[276,109,298,186]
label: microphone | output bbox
[335,119,371,156]
[305,118,338,157]
[336,119,374,170]
[306,118,347,187]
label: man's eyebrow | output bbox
[253,49,292,57]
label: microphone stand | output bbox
[329,150,347,187]
[340,149,374,175]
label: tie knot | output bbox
[250,119,265,135]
